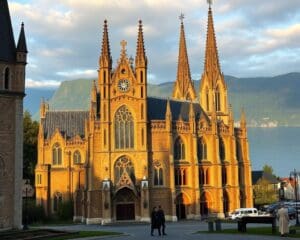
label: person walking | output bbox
[151,206,161,236]
[158,205,167,235]
[277,204,289,237]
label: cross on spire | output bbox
[120,40,127,56]
[179,13,185,23]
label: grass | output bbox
[197,226,300,238]
[45,231,123,240]
[30,219,77,227]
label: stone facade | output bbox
[35,6,253,224]
[0,0,27,230]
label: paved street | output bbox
[39,219,298,240]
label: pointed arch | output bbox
[114,156,135,184]
[153,160,164,186]
[174,136,185,161]
[52,143,62,165]
[197,137,207,162]
[114,105,134,149]
[73,150,81,164]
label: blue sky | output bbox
[8,0,300,88]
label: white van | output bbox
[230,208,258,220]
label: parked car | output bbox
[230,208,258,220]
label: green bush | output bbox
[22,198,46,224]
[57,200,74,220]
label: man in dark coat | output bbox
[158,205,166,235]
[151,206,161,236]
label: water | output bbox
[248,127,300,177]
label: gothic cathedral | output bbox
[35,5,253,224]
[0,0,27,229]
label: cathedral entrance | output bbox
[175,193,189,220]
[116,203,135,220]
[115,188,136,221]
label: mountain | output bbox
[30,73,300,126]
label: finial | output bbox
[179,13,185,23]
[120,40,127,56]
[21,22,24,28]
[139,19,142,25]
[207,0,212,7]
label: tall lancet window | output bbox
[174,137,185,161]
[4,67,10,90]
[215,86,221,111]
[206,87,209,111]
[115,105,134,149]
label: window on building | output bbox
[114,106,134,149]
[53,192,62,212]
[73,150,81,164]
[206,88,209,111]
[197,138,207,161]
[215,86,221,111]
[175,168,187,186]
[36,174,42,185]
[153,161,163,186]
[199,168,205,186]
[219,138,225,161]
[236,141,242,161]
[114,156,135,183]
[140,70,143,83]
[4,67,10,90]
[52,143,62,165]
[174,137,185,161]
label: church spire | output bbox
[135,20,147,68]
[99,20,112,69]
[17,22,27,53]
[0,0,16,62]
[172,14,196,101]
[204,4,221,86]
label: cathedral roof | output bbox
[147,97,208,121]
[0,0,16,62]
[42,111,89,139]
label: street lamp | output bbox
[290,169,300,227]
[23,179,30,230]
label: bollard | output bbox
[215,219,222,231]
[208,221,214,232]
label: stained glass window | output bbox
[115,106,134,149]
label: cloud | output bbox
[26,79,61,88]
[8,0,300,88]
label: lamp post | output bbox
[23,179,29,230]
[290,169,300,226]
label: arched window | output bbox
[219,138,225,161]
[197,138,207,161]
[140,70,143,83]
[153,161,163,186]
[206,88,209,111]
[73,150,81,164]
[52,143,62,165]
[53,192,62,212]
[4,67,10,90]
[114,106,134,149]
[175,168,187,185]
[174,137,185,161]
[114,156,135,183]
[215,86,221,111]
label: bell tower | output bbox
[199,3,229,123]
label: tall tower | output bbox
[172,14,196,101]
[199,4,229,123]
[0,0,27,229]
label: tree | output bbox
[23,110,39,183]
[263,164,274,175]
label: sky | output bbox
[8,0,300,88]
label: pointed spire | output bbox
[240,108,246,127]
[165,99,172,120]
[99,20,112,69]
[204,4,221,86]
[17,22,27,53]
[135,20,147,68]
[0,0,16,62]
[172,14,196,101]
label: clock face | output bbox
[118,79,130,92]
